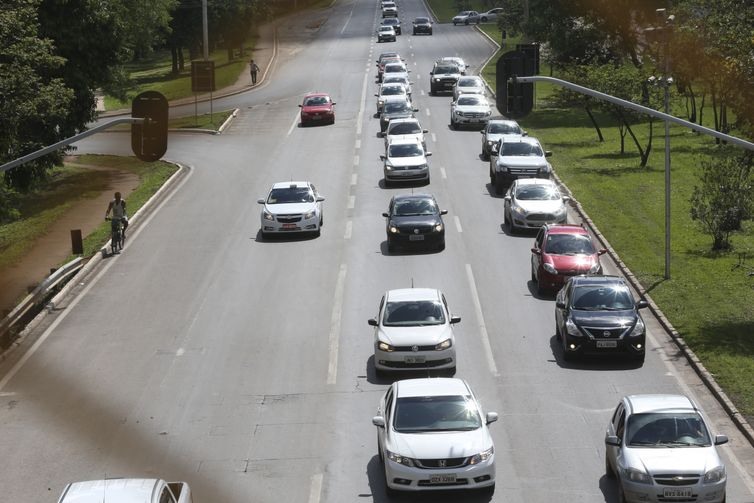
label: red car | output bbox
[299,93,335,126]
[530,224,607,295]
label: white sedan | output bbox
[372,378,498,495]
[257,181,324,238]
[450,94,492,129]
[368,288,458,375]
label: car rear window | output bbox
[389,122,420,135]
[389,143,423,157]
[489,122,521,134]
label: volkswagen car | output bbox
[429,61,462,95]
[372,378,497,495]
[605,394,728,503]
[257,181,324,238]
[298,93,335,126]
[378,117,428,150]
[490,136,552,193]
[375,83,410,114]
[503,178,569,232]
[381,138,431,185]
[383,193,447,252]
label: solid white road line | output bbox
[327,264,347,385]
[431,133,437,143]
[287,110,299,136]
[425,109,431,117]
[308,473,323,503]
[454,216,463,233]
[465,264,500,376]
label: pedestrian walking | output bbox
[250,59,260,85]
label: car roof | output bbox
[567,274,626,288]
[387,137,423,146]
[60,479,159,503]
[625,394,697,415]
[544,223,588,235]
[503,136,540,145]
[303,92,330,99]
[386,287,440,302]
[392,193,435,202]
[514,178,557,187]
[395,378,470,398]
[271,181,311,190]
[387,117,420,125]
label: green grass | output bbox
[432,0,489,22]
[108,110,235,132]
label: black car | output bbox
[383,194,447,252]
[429,62,462,95]
[555,275,649,363]
[381,17,401,35]
[379,100,418,132]
[412,17,433,35]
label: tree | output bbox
[690,155,754,250]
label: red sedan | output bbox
[530,224,607,295]
[299,93,335,126]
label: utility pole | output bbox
[202,0,209,61]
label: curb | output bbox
[552,170,754,448]
[217,109,240,134]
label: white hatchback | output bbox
[257,181,324,238]
[372,378,498,495]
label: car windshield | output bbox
[267,187,314,204]
[515,184,561,200]
[304,96,329,106]
[394,395,481,433]
[543,234,594,255]
[384,101,411,113]
[571,285,634,311]
[381,86,404,96]
[389,123,420,135]
[393,198,437,216]
[626,413,712,447]
[501,142,543,156]
[488,122,521,134]
[389,143,423,157]
[458,78,479,87]
[382,300,445,326]
[458,96,483,106]
[383,19,397,25]
[383,76,408,85]
[415,17,429,23]
[384,65,405,73]
[434,65,458,74]
[379,27,393,32]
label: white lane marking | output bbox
[425,109,431,117]
[287,110,299,136]
[351,173,358,185]
[354,155,359,166]
[327,265,347,385]
[356,66,369,137]
[355,139,361,150]
[347,195,355,209]
[340,6,354,34]
[308,473,323,503]
[0,164,194,392]
[431,133,437,143]
[454,216,462,233]
[344,220,353,240]
[176,348,185,356]
[440,167,447,179]
[465,264,499,376]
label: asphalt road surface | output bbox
[2,0,754,501]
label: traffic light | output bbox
[495,49,536,119]
[131,91,168,162]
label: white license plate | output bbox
[409,234,425,241]
[282,223,297,229]
[596,340,618,348]
[430,474,456,484]
[404,356,426,363]
[663,488,693,498]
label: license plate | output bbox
[404,356,426,364]
[663,488,693,498]
[430,474,456,484]
[596,340,617,348]
[409,234,425,241]
[282,223,297,229]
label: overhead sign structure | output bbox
[131,91,168,162]
[495,48,537,119]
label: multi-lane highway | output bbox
[1,0,753,501]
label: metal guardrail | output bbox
[0,257,84,339]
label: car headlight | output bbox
[263,211,274,221]
[623,467,652,484]
[704,466,726,484]
[416,164,428,171]
[565,318,582,337]
[433,77,441,82]
[384,164,394,171]
[378,99,385,106]
[434,223,443,232]
[388,225,399,233]
[377,341,395,352]
[588,261,601,274]
[387,450,415,467]
[498,163,510,172]
[486,140,495,146]
[543,263,558,275]
[304,210,316,220]
[435,338,452,350]
[512,205,527,216]
[628,317,645,337]
[484,111,491,116]
[469,446,494,465]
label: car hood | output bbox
[386,156,428,168]
[570,309,635,327]
[433,72,461,79]
[486,133,523,144]
[302,105,332,113]
[497,156,548,168]
[387,133,424,144]
[391,428,491,459]
[623,446,722,475]
[264,202,317,214]
[454,105,490,113]
[514,199,565,214]
[546,253,597,273]
[377,323,452,346]
[390,215,441,227]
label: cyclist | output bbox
[105,191,128,241]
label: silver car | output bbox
[380,138,431,185]
[375,83,410,114]
[480,119,525,159]
[452,75,486,100]
[503,178,569,231]
[450,94,492,129]
[605,394,728,503]
[378,117,428,150]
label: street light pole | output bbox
[202,0,209,61]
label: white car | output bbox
[257,181,324,238]
[377,25,396,43]
[381,74,413,96]
[490,136,553,193]
[378,117,428,150]
[372,378,498,495]
[503,178,569,231]
[380,138,432,185]
[480,119,525,159]
[452,10,480,25]
[450,94,492,129]
[381,1,397,17]
[479,7,503,22]
[368,288,458,374]
[382,61,410,82]
[438,56,468,74]
[605,394,728,503]
[453,75,486,100]
[375,83,410,114]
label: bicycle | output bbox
[106,217,125,254]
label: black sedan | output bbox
[383,194,447,252]
[412,17,433,35]
[555,275,649,364]
[381,17,401,35]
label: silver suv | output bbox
[605,394,728,503]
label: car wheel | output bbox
[482,149,489,161]
[605,453,615,478]
[562,338,575,362]
[536,279,545,296]
[481,16,488,22]
[429,29,432,35]
[453,21,457,25]
[494,177,505,195]
[464,19,469,25]
[617,479,628,503]
[413,30,416,35]
[384,178,392,188]
[531,264,537,283]
[260,230,269,240]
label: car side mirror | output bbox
[298,104,302,108]
[440,210,448,215]
[714,434,729,445]
[486,412,498,425]
[382,212,390,218]
[562,196,571,202]
[332,102,336,105]
[413,108,419,112]
[378,132,385,137]
[372,416,386,428]
[257,199,265,204]
[480,130,485,135]
[636,300,649,309]
[368,318,378,326]
[450,315,461,324]
[555,300,566,309]
[504,195,511,202]
[523,131,528,136]
[380,155,386,161]
[531,248,541,255]
[545,151,553,157]
[426,152,432,156]
[423,129,428,133]
[316,196,325,202]
[374,93,379,97]
[605,435,621,447]
[598,249,607,255]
